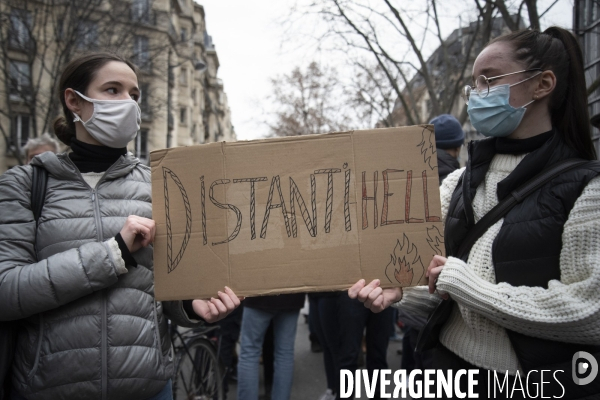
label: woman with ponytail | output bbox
[0,52,241,400]
[350,27,600,398]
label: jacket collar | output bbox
[462,129,579,222]
[495,131,579,200]
[31,151,139,181]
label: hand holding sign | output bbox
[192,286,242,323]
[120,215,156,253]
[349,279,403,313]
[426,255,449,300]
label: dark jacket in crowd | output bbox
[245,294,305,311]
[437,148,460,183]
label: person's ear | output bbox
[65,88,82,116]
[533,70,556,101]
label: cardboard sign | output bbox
[150,126,445,301]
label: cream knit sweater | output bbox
[395,153,600,373]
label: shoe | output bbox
[318,389,337,400]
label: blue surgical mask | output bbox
[467,84,535,138]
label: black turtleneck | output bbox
[68,138,127,173]
[495,129,554,155]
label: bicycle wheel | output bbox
[173,337,224,400]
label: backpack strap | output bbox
[31,165,48,226]
[455,158,592,261]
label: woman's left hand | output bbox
[427,255,449,299]
[192,286,243,323]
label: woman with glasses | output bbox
[349,26,600,398]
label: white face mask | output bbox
[72,90,141,148]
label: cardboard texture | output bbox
[151,126,445,301]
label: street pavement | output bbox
[226,311,405,400]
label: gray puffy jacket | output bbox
[0,152,199,400]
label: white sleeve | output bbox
[393,285,442,317]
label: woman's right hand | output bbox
[119,215,156,253]
[348,279,403,313]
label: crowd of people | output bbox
[1,24,599,400]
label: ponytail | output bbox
[490,26,597,160]
[544,27,596,160]
[53,115,74,146]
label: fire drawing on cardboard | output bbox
[426,225,444,256]
[384,233,425,286]
[418,126,437,171]
[163,167,192,273]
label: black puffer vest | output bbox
[445,131,600,397]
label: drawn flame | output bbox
[384,234,425,286]
[426,225,444,256]
[417,127,437,171]
[394,257,414,286]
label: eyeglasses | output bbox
[461,68,543,104]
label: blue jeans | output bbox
[237,307,299,400]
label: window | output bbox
[10,114,30,151]
[180,27,187,42]
[204,31,214,50]
[9,9,32,50]
[192,88,197,105]
[76,20,98,49]
[9,61,31,101]
[179,68,188,85]
[135,129,149,162]
[591,27,598,62]
[131,0,151,23]
[140,83,151,117]
[133,35,150,71]
[180,107,187,125]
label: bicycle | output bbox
[170,322,225,400]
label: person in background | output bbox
[338,278,394,400]
[430,114,465,181]
[211,304,243,398]
[22,133,60,164]
[237,294,304,400]
[0,52,240,400]
[309,292,341,400]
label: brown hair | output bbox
[489,27,596,160]
[53,52,138,146]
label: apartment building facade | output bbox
[574,0,600,157]
[0,0,235,171]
